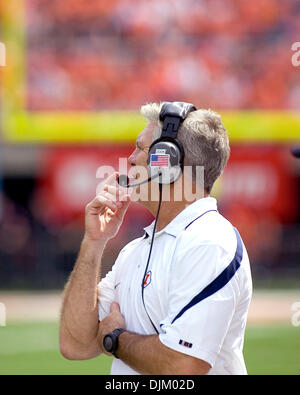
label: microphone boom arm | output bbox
[118,172,161,188]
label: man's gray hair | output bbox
[140,102,230,193]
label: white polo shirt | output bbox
[97,197,252,375]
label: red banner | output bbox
[35,145,298,228]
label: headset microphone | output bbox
[117,173,161,188]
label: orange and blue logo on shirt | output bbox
[143,270,152,288]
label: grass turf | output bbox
[0,322,299,375]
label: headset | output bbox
[118,101,197,188]
[118,101,197,333]
[147,101,197,184]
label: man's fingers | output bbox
[103,172,121,188]
[88,195,118,212]
[101,190,119,204]
[102,185,128,201]
[103,184,119,195]
[105,172,120,185]
[115,195,131,217]
[100,191,128,210]
[87,191,131,217]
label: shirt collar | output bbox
[143,197,218,239]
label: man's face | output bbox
[127,122,157,204]
[127,122,156,178]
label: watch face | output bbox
[103,335,114,352]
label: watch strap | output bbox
[110,328,126,358]
[112,328,126,338]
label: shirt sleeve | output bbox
[158,241,238,368]
[97,237,143,322]
[97,265,117,321]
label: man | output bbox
[59,102,252,375]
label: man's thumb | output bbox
[110,302,120,313]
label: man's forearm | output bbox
[116,332,192,375]
[115,331,211,375]
[60,237,107,350]
[117,332,169,374]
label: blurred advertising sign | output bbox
[215,145,298,223]
[35,145,298,225]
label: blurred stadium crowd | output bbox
[27,0,300,110]
[0,0,300,289]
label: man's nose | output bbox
[128,150,136,167]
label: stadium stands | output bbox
[27,0,300,111]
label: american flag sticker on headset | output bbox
[150,154,169,167]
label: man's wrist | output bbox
[82,235,108,249]
[114,329,127,359]
[103,328,127,358]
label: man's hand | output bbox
[98,303,211,374]
[84,172,131,242]
[99,302,126,355]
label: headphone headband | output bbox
[159,101,197,139]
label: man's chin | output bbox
[127,180,161,205]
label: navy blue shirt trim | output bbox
[184,210,218,230]
[171,227,243,324]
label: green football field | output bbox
[0,322,299,375]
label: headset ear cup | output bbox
[147,139,184,184]
[168,164,182,184]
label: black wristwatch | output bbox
[103,328,126,358]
